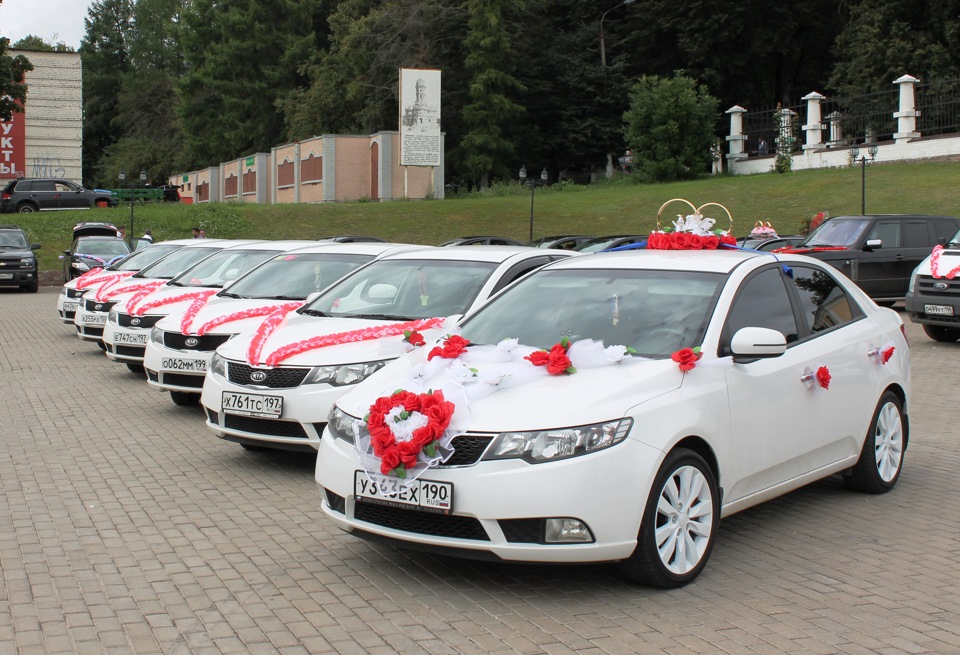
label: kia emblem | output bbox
[131,317,141,326]
[934,282,949,290]
[94,303,103,310]
[250,371,268,382]
[185,337,199,347]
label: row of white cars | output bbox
[58,234,911,587]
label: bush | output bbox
[623,73,719,182]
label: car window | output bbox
[801,219,869,247]
[722,267,798,354]
[13,180,31,192]
[32,180,55,192]
[224,252,372,299]
[490,256,555,294]
[933,219,960,244]
[76,238,130,256]
[790,265,863,335]
[0,231,29,248]
[54,182,73,193]
[866,222,900,247]
[901,221,928,247]
[172,248,278,287]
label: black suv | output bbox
[1,178,118,213]
[778,214,960,302]
[0,224,41,292]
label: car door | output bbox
[720,266,819,504]
[56,180,86,210]
[853,219,907,299]
[28,180,58,210]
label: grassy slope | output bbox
[16,159,960,273]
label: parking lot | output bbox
[2,287,960,655]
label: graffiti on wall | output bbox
[31,157,67,179]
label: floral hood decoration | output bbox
[364,389,456,478]
[524,337,576,375]
[929,245,960,280]
[671,347,702,371]
[647,198,737,251]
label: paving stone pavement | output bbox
[1,287,959,655]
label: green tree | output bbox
[623,73,718,182]
[0,23,33,121]
[12,35,75,52]
[460,0,526,190]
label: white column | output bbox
[725,105,747,165]
[893,74,920,143]
[826,111,844,146]
[801,92,825,150]
[776,107,798,153]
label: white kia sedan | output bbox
[201,246,572,451]
[314,249,910,588]
[103,241,314,372]
[143,242,426,406]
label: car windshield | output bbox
[0,232,28,248]
[459,268,724,358]
[76,238,129,257]
[576,237,640,253]
[799,219,869,247]
[134,246,223,279]
[169,248,279,288]
[302,258,498,320]
[222,252,374,300]
[112,244,182,271]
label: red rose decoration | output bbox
[427,334,470,360]
[687,234,704,250]
[648,232,663,249]
[720,234,737,247]
[671,232,689,250]
[525,338,576,375]
[881,346,895,364]
[703,235,720,250]
[397,441,420,469]
[404,329,426,347]
[671,347,702,371]
[816,366,831,389]
[379,448,402,475]
[365,389,456,477]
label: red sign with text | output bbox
[0,104,26,179]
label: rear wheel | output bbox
[922,324,960,342]
[619,448,719,588]
[844,391,906,493]
[170,391,200,406]
[17,203,37,213]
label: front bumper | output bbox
[143,336,222,393]
[102,320,153,362]
[0,267,37,288]
[905,288,960,327]
[314,430,660,564]
[57,288,87,323]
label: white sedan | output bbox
[315,248,910,587]
[201,247,573,451]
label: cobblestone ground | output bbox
[1,288,959,655]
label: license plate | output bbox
[0,273,13,280]
[63,302,79,312]
[114,331,148,344]
[83,313,108,324]
[222,391,283,418]
[354,471,453,515]
[924,304,954,316]
[162,357,207,372]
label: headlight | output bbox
[484,418,633,464]
[210,352,227,378]
[21,257,35,266]
[908,268,919,294]
[72,261,91,271]
[108,308,119,324]
[303,360,390,386]
[150,326,163,343]
[328,406,360,443]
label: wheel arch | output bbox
[670,435,721,498]
[881,383,909,448]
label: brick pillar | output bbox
[802,92,825,150]
[725,105,747,167]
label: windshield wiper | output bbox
[300,309,330,317]
[353,313,415,321]
[266,295,304,301]
[219,292,243,299]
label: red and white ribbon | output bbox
[193,301,303,336]
[134,288,218,317]
[122,281,169,313]
[93,272,138,300]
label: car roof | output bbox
[547,248,776,274]
[379,244,556,263]
[281,242,430,256]
[827,214,958,221]
[216,240,317,252]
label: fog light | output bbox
[544,518,593,543]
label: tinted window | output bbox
[933,219,960,244]
[225,252,372,299]
[723,267,798,351]
[802,219,869,247]
[32,181,55,192]
[791,265,862,334]
[866,221,901,247]
[15,181,33,192]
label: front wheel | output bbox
[17,203,37,213]
[619,448,719,588]
[126,362,145,375]
[922,324,960,342]
[844,391,906,493]
[169,391,200,406]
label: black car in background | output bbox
[0,224,40,292]
[61,223,130,282]
[1,178,118,213]
[777,214,960,302]
[439,235,527,246]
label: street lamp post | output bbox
[520,165,549,242]
[120,169,147,247]
[850,144,878,215]
[600,0,635,68]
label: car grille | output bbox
[163,332,230,351]
[84,299,116,312]
[115,345,145,357]
[118,314,161,328]
[64,310,76,320]
[499,519,545,543]
[223,414,308,438]
[353,503,489,541]
[80,326,104,338]
[441,435,494,467]
[324,489,346,514]
[163,372,204,389]
[918,275,960,297]
[227,362,309,388]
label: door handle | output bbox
[800,372,815,384]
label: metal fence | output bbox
[915,78,960,137]
[819,89,899,146]
[741,103,804,156]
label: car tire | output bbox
[126,362,145,375]
[170,391,200,406]
[844,391,906,493]
[16,203,37,213]
[24,279,39,293]
[619,448,719,588]
[96,340,106,351]
[240,443,270,452]
[921,324,960,342]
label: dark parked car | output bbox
[575,235,647,252]
[737,234,804,251]
[777,214,960,302]
[0,224,40,292]
[60,223,130,282]
[318,235,389,243]
[1,178,118,213]
[528,235,596,250]
[439,236,527,246]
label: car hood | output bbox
[335,346,683,433]
[218,314,458,366]
[155,297,304,334]
[914,246,960,276]
[0,247,32,260]
[123,285,223,316]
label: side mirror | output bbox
[731,327,787,361]
[863,238,882,251]
[61,250,71,256]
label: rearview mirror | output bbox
[367,283,396,301]
[731,327,787,361]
